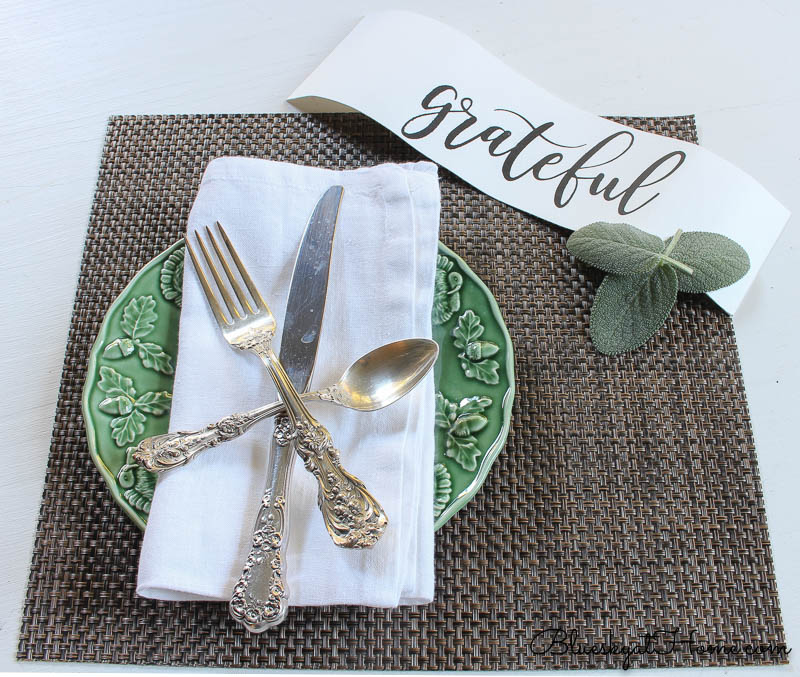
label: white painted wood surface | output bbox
[1,1,797,672]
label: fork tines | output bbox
[185,222,268,325]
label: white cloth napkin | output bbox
[137,158,439,607]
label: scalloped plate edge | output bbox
[433,243,515,531]
[81,240,185,531]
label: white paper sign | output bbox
[290,11,789,313]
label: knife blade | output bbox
[280,185,343,391]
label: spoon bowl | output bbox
[334,339,439,411]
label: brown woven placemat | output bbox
[18,113,788,669]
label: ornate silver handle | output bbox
[132,395,323,472]
[256,347,388,549]
[133,410,271,472]
[229,415,293,632]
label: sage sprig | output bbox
[567,222,750,355]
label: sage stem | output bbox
[661,228,694,275]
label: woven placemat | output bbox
[18,113,788,669]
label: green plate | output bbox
[82,241,514,531]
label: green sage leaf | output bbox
[136,341,175,374]
[664,231,750,293]
[121,296,157,339]
[567,222,666,275]
[98,366,136,399]
[134,391,172,415]
[110,409,146,446]
[590,266,678,354]
[445,434,482,472]
[452,310,484,350]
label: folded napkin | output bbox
[137,158,440,607]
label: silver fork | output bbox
[186,226,389,623]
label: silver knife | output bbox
[229,186,340,632]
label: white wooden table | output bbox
[1,1,797,673]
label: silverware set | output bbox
[132,186,437,632]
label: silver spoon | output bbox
[132,338,439,472]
